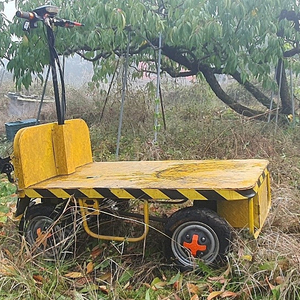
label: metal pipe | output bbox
[154,32,162,143]
[79,198,150,242]
[116,32,131,159]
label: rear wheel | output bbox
[164,207,232,270]
[19,204,75,259]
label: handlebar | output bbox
[15,11,37,20]
[15,5,84,29]
[53,19,84,28]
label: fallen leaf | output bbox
[86,262,94,274]
[74,277,92,288]
[173,280,182,291]
[99,285,109,294]
[65,271,84,278]
[275,276,284,285]
[151,277,166,290]
[207,291,223,300]
[91,245,102,259]
[187,283,199,294]
[221,291,238,298]
[191,295,199,300]
[36,228,52,248]
[33,274,44,284]
[208,276,226,284]
[172,274,183,291]
[95,272,112,283]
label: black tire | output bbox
[19,203,75,260]
[164,207,232,270]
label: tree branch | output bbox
[230,71,275,110]
[199,64,264,118]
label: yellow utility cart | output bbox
[13,119,271,269]
[12,5,271,270]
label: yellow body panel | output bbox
[23,159,268,193]
[13,119,92,189]
[13,119,271,238]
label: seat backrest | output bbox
[13,119,93,189]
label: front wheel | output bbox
[164,207,232,270]
[19,203,75,260]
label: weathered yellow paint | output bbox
[217,199,249,228]
[217,168,271,237]
[52,123,76,175]
[52,120,92,174]
[110,188,135,199]
[253,171,272,238]
[216,190,249,201]
[25,189,43,198]
[77,188,105,199]
[48,188,71,198]
[178,189,208,200]
[80,198,100,215]
[248,198,254,236]
[13,119,92,190]
[24,159,268,193]
[13,122,57,189]
[140,188,172,199]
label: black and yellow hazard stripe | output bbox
[257,168,268,188]
[23,168,269,201]
[24,186,254,201]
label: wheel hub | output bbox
[171,221,220,266]
[183,234,207,257]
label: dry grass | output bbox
[0,79,300,298]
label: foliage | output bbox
[1,0,300,117]
[0,177,16,223]
[0,0,11,66]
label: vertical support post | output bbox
[116,32,131,159]
[290,66,295,126]
[36,65,51,124]
[248,197,254,236]
[154,33,162,143]
[275,60,283,134]
[268,67,277,123]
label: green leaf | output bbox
[145,288,151,300]
[167,272,182,285]
[118,269,133,284]
[0,205,9,214]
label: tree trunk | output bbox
[276,59,293,115]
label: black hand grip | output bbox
[16,10,35,20]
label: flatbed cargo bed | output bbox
[24,159,269,202]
